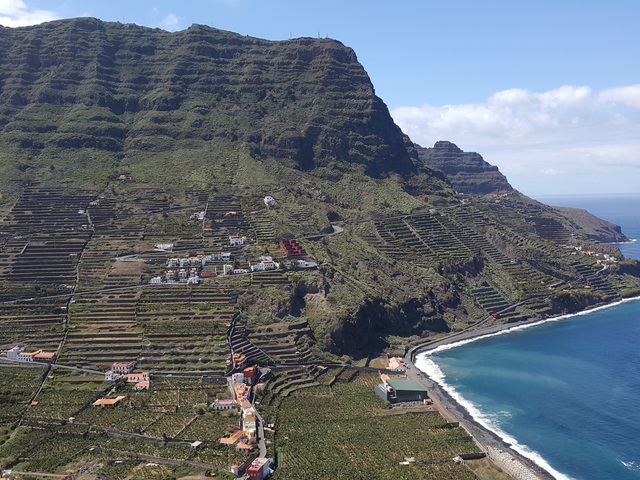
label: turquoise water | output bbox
[416,195,640,479]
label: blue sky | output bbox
[1,1,640,196]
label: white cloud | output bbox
[391,85,640,195]
[598,85,640,109]
[0,0,59,27]
[159,13,180,31]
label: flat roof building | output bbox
[375,378,428,404]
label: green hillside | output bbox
[1,17,640,479]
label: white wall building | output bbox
[229,235,247,246]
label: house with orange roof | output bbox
[233,352,247,368]
[132,380,150,390]
[219,429,244,445]
[236,441,255,453]
[124,372,150,390]
[92,395,126,407]
[388,356,406,372]
[7,347,57,363]
[213,399,236,410]
[32,351,57,362]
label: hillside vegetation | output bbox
[0,18,638,358]
[1,18,640,479]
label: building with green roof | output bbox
[375,377,428,404]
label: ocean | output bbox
[415,194,640,480]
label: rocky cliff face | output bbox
[415,141,513,195]
[0,18,448,198]
[552,206,628,243]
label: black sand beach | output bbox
[404,320,558,480]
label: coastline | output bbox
[404,296,640,480]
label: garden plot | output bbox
[77,231,149,291]
[0,296,68,349]
[22,376,104,427]
[265,371,480,480]
[60,291,142,369]
[136,285,235,372]
[0,365,46,425]
[249,321,317,365]
[5,237,89,286]
[204,195,254,249]
[0,188,95,235]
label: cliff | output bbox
[415,141,513,195]
[0,18,448,201]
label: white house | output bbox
[294,259,318,269]
[112,361,135,374]
[250,256,279,272]
[203,252,231,264]
[6,346,23,361]
[229,235,247,246]
[213,399,236,410]
[388,357,407,372]
[264,196,277,207]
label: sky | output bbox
[1,1,639,196]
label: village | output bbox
[1,335,436,480]
[0,186,626,480]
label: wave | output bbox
[414,355,575,480]
[611,238,637,245]
[415,296,640,480]
[621,460,640,472]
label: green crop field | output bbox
[260,370,480,480]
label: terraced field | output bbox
[136,285,235,372]
[61,290,142,369]
[261,370,479,480]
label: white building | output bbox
[6,346,23,361]
[213,399,236,410]
[229,235,247,246]
[264,195,277,207]
[203,252,231,264]
[250,256,279,272]
[111,361,135,375]
[294,259,318,269]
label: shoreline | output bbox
[404,296,640,480]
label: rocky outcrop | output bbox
[415,141,513,195]
[552,206,628,243]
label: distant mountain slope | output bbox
[553,206,628,243]
[415,141,513,195]
[0,18,449,201]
